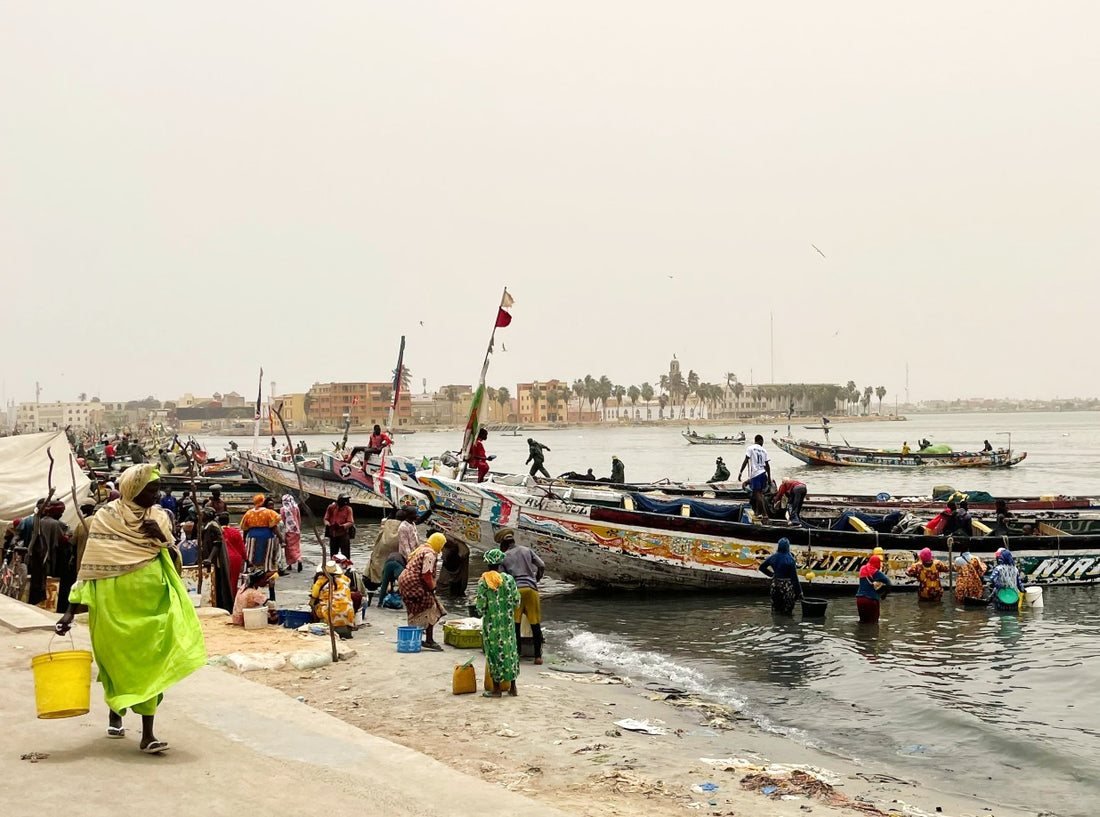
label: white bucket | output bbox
[243,607,268,630]
[1025,586,1044,608]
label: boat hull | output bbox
[773,437,1026,469]
[417,473,1100,590]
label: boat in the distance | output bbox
[683,428,746,446]
[773,436,1026,469]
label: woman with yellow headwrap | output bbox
[55,463,206,754]
[397,532,448,650]
[476,548,521,697]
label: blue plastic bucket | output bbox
[396,625,424,653]
[279,609,312,629]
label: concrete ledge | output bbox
[0,593,58,633]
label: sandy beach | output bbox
[199,607,1034,817]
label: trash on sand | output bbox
[572,743,608,754]
[613,718,667,735]
[589,769,675,797]
[691,782,719,793]
[742,769,891,816]
[496,728,519,738]
[604,729,622,737]
[21,752,49,763]
[573,711,591,719]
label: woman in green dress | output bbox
[55,463,206,754]
[475,548,522,698]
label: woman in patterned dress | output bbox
[397,532,447,650]
[476,547,522,698]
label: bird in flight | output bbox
[812,244,826,258]
[502,343,508,352]
[419,321,424,326]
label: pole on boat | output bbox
[252,366,263,454]
[947,535,954,590]
[173,434,205,595]
[458,287,514,480]
[272,402,339,663]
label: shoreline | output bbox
[200,607,1033,817]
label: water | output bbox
[201,412,1100,816]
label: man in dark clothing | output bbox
[525,438,552,478]
[29,501,68,608]
[610,456,625,484]
[708,457,731,483]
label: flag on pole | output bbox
[495,289,514,327]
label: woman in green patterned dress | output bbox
[475,547,521,698]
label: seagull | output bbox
[667,275,674,279]
[419,321,424,326]
[502,343,508,352]
[812,244,826,258]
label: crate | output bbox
[443,624,483,649]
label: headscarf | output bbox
[954,556,967,567]
[481,548,507,590]
[859,554,883,579]
[919,547,933,564]
[427,532,447,553]
[772,537,796,568]
[77,463,173,580]
[252,494,266,507]
[494,528,516,545]
[998,549,1014,566]
[281,494,301,535]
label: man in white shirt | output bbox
[737,434,771,518]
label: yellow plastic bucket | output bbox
[30,649,93,719]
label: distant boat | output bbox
[682,428,746,446]
[773,436,1026,469]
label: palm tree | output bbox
[641,382,655,420]
[496,386,511,422]
[583,375,599,419]
[669,369,686,418]
[875,385,887,415]
[658,394,668,420]
[486,387,498,421]
[597,376,613,418]
[572,379,585,422]
[658,374,670,398]
[627,385,641,419]
[731,381,744,416]
[545,385,561,423]
[393,365,412,393]
[862,386,873,415]
[529,383,542,424]
[612,384,627,418]
[77,392,87,402]
[687,369,700,415]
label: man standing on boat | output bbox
[738,435,771,518]
[525,438,552,478]
[610,455,625,484]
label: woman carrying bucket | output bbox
[990,549,1026,612]
[55,464,206,754]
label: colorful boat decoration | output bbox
[683,428,746,446]
[319,451,430,515]
[773,437,1026,469]
[415,472,1100,590]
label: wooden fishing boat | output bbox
[682,429,746,446]
[415,472,1100,590]
[234,449,394,513]
[773,436,1026,469]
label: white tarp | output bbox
[0,431,92,531]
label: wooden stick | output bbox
[272,403,339,663]
[172,435,205,595]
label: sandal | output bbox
[140,740,169,754]
[106,726,125,739]
[422,642,444,652]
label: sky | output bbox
[2,2,1098,405]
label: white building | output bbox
[16,401,106,431]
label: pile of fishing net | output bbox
[741,769,892,815]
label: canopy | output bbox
[0,432,92,531]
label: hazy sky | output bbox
[3,3,1098,405]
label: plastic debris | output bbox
[691,782,720,794]
[613,718,667,735]
[224,652,286,672]
[288,650,333,670]
[741,770,891,815]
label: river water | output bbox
[200,411,1100,816]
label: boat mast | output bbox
[458,288,514,479]
[252,366,263,453]
[386,335,406,433]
